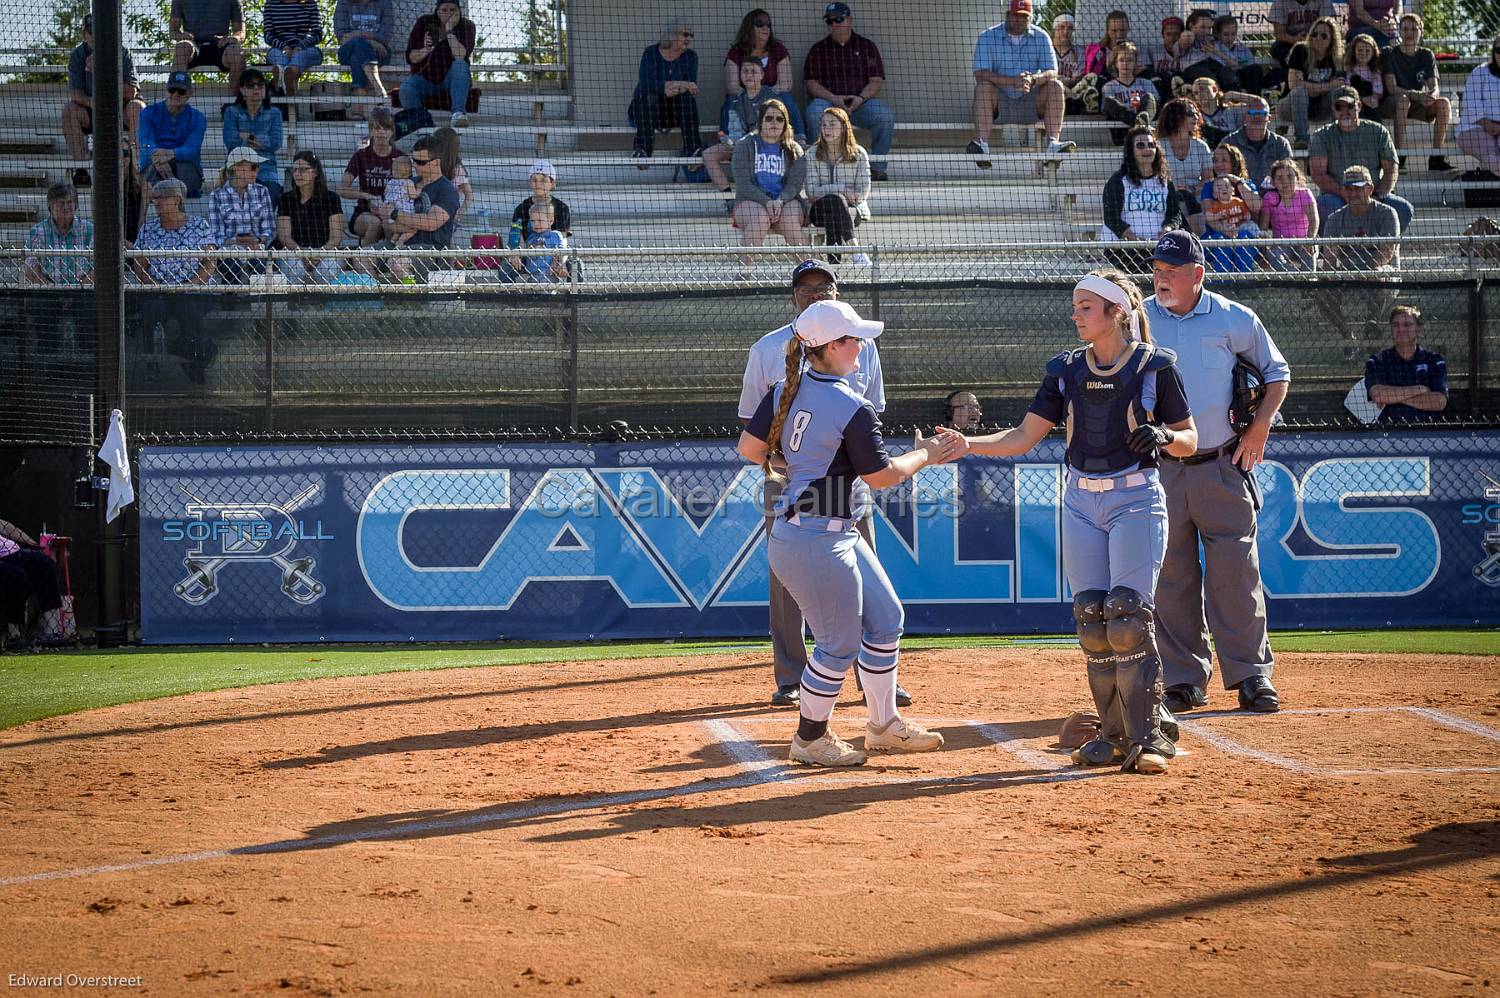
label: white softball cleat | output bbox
[864,717,944,753]
[789,731,868,767]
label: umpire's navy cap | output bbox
[1150,229,1204,267]
[791,259,837,286]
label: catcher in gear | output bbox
[952,270,1197,774]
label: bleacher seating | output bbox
[0,33,1497,281]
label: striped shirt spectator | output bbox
[264,0,324,49]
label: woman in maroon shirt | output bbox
[723,9,806,140]
[398,0,477,128]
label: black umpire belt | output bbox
[1161,441,1237,466]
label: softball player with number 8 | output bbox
[952,270,1198,774]
[737,300,964,767]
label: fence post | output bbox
[567,247,580,432]
[1470,275,1484,419]
[870,245,880,321]
[264,250,277,431]
[92,0,128,648]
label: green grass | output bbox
[1,629,1494,731]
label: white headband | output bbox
[1074,274,1141,341]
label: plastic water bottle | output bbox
[61,318,76,355]
[475,206,493,234]
[152,321,166,355]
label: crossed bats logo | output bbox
[1475,472,1500,589]
[172,483,326,606]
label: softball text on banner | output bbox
[138,435,1500,644]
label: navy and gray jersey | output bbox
[746,369,891,520]
[1028,341,1192,476]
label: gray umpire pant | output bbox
[1155,453,1274,691]
[764,477,875,689]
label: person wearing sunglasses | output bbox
[1224,96,1292,188]
[804,2,894,180]
[724,9,807,141]
[1267,0,1334,71]
[1277,15,1345,147]
[732,99,808,266]
[376,136,460,280]
[629,21,701,165]
[139,70,207,198]
[1099,125,1188,273]
[1456,34,1500,180]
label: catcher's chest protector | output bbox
[1055,343,1171,474]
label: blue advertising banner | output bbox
[138,434,1500,644]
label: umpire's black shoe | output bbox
[895,685,913,708]
[771,685,801,707]
[1237,676,1280,713]
[1162,683,1208,713]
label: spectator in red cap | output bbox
[968,0,1075,166]
[1142,16,1191,96]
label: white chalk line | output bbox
[1177,705,1500,776]
[7,707,1491,890]
[703,716,1090,787]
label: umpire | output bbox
[737,261,910,708]
[1142,231,1291,714]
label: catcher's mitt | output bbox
[1059,711,1102,749]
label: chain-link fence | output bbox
[5,0,1500,447]
[6,239,1497,445]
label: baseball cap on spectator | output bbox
[1332,85,1360,107]
[1342,165,1373,187]
[166,70,193,92]
[793,299,883,347]
[1010,0,1033,14]
[530,159,557,181]
[1161,16,1185,29]
[1150,229,1206,266]
[1053,12,1074,26]
[225,145,268,168]
[791,259,837,286]
[825,2,852,22]
[150,177,189,199]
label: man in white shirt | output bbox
[738,260,905,707]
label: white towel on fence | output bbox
[98,408,135,523]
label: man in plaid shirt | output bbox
[25,183,93,286]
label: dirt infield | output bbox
[1,648,1498,996]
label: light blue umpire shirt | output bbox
[1144,289,1292,451]
[973,22,1057,100]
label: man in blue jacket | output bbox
[139,70,207,197]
